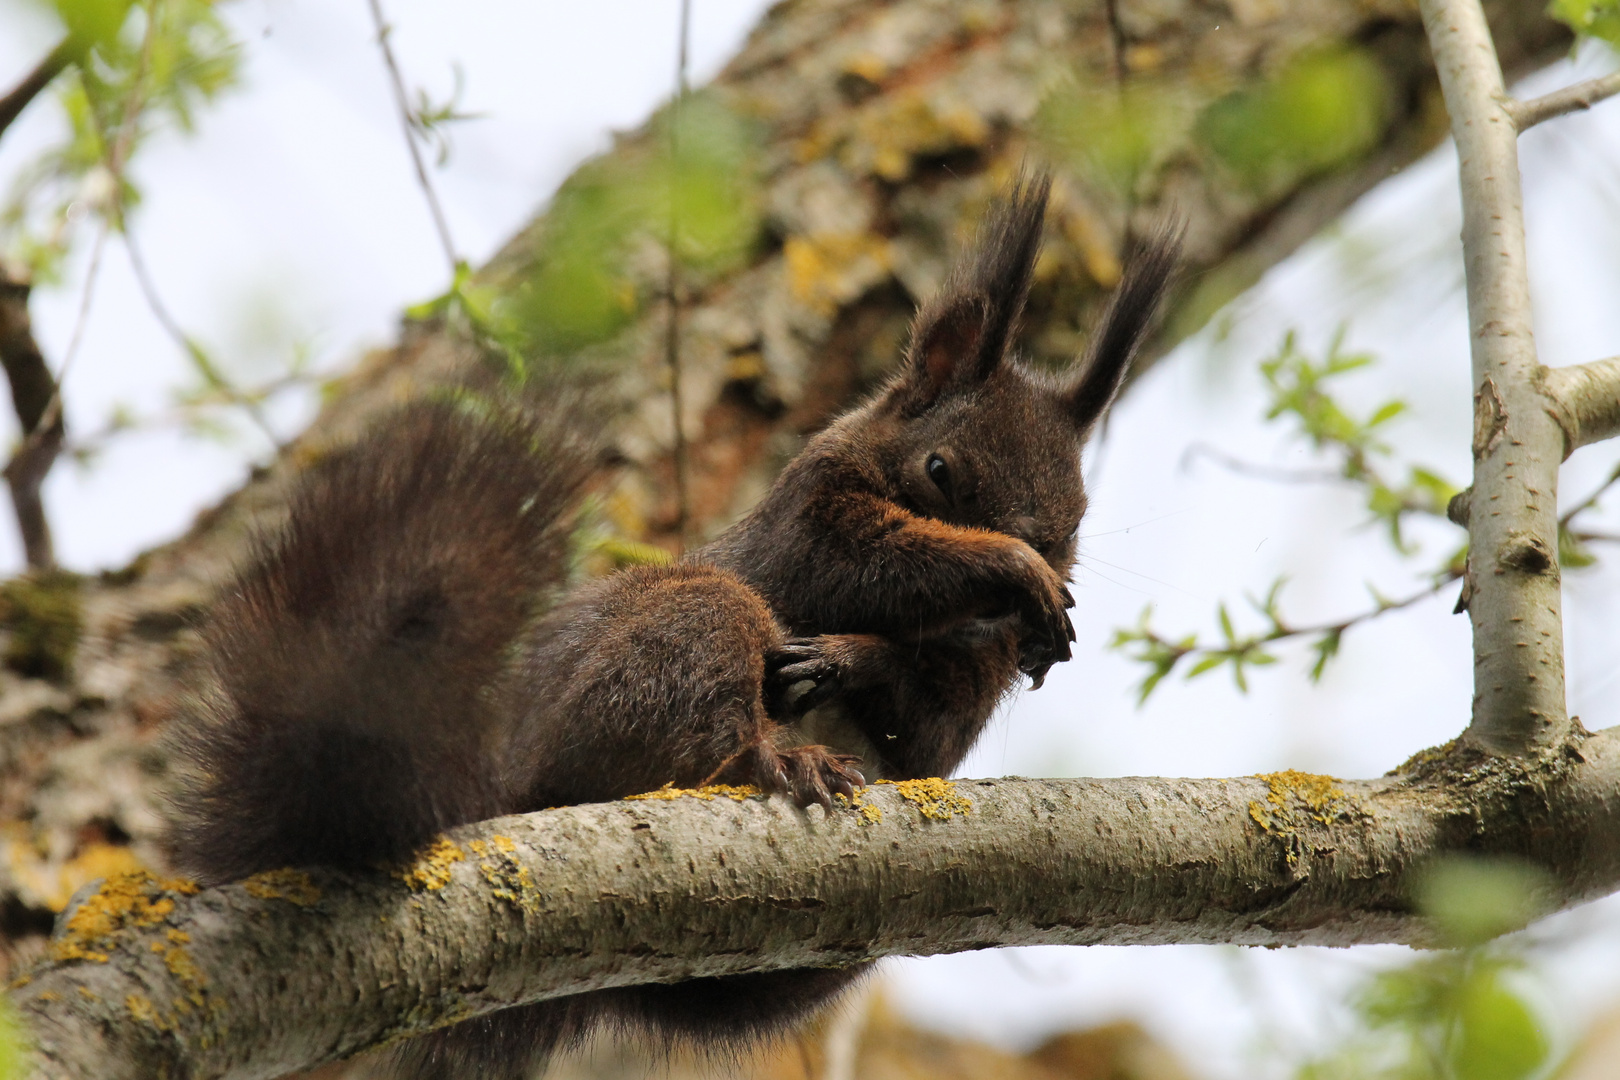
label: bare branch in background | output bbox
[664,0,694,550]
[1510,70,1620,131]
[0,273,62,567]
[0,38,72,143]
[366,0,459,273]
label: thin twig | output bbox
[1181,442,1344,485]
[664,0,693,551]
[366,0,458,273]
[1271,572,1461,641]
[18,3,163,456]
[1509,70,1620,132]
[123,228,283,450]
[0,37,73,143]
[62,370,313,461]
[1560,461,1620,529]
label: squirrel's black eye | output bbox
[926,454,952,499]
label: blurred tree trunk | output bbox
[0,0,1569,972]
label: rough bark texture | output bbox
[13,728,1620,1080]
[0,0,1576,1040]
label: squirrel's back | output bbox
[167,396,598,884]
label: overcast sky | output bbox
[1,3,1618,1076]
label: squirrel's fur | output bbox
[166,174,1180,1079]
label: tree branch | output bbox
[1544,356,1620,455]
[1509,70,1620,132]
[0,274,62,568]
[14,729,1620,1079]
[0,38,71,144]
[1419,0,1569,753]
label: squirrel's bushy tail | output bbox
[168,396,599,884]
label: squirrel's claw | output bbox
[765,638,843,718]
[756,744,866,811]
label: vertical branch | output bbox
[665,0,693,551]
[1419,0,1568,753]
[366,0,459,274]
[0,274,62,568]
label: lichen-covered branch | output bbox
[1419,0,1569,753]
[15,731,1620,1080]
[1510,70,1620,131]
[1544,356,1620,454]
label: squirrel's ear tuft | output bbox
[1065,220,1182,433]
[896,171,1051,413]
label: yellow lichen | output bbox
[468,836,540,911]
[243,868,321,906]
[395,837,466,892]
[2,826,149,913]
[625,783,765,803]
[1247,771,1350,855]
[783,233,892,315]
[76,985,98,1001]
[126,992,173,1032]
[876,778,972,820]
[49,871,194,963]
[836,790,883,825]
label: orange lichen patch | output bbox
[1247,770,1349,842]
[876,778,972,820]
[625,783,766,803]
[243,868,321,907]
[784,233,893,316]
[396,837,466,892]
[844,90,989,181]
[49,871,196,963]
[1,824,149,913]
[150,930,207,1007]
[836,790,883,825]
[468,836,540,911]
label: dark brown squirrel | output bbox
[166,174,1179,1079]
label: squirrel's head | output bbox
[871,172,1179,572]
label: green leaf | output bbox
[1309,628,1343,681]
[1198,45,1388,191]
[1549,0,1620,46]
[1367,400,1406,428]
[1217,602,1235,642]
[1185,654,1226,678]
[1417,856,1551,947]
[1449,968,1550,1080]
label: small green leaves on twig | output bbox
[1110,574,1461,703]
[409,95,761,370]
[408,63,482,168]
[1260,328,1459,552]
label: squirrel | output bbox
[166,173,1180,1079]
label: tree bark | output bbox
[14,728,1620,1080]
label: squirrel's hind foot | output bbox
[706,739,865,810]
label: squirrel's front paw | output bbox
[1010,563,1075,689]
[765,637,843,717]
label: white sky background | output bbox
[1,2,1619,1077]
